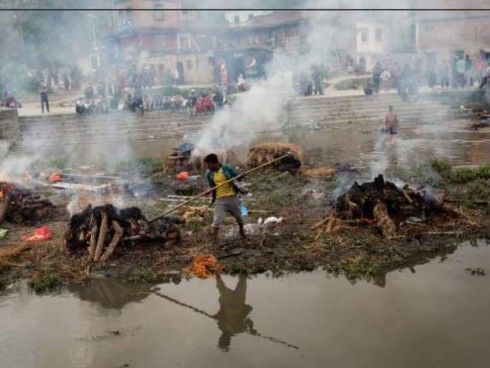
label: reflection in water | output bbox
[154,275,299,352]
[2,243,490,368]
[214,274,253,351]
[278,120,490,169]
[68,278,154,311]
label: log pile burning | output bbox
[164,142,242,174]
[313,175,461,239]
[64,204,182,263]
[0,182,54,225]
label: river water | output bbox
[1,241,489,368]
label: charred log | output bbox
[0,182,53,225]
[65,204,182,263]
[0,192,13,225]
[323,175,461,239]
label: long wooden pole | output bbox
[148,153,291,223]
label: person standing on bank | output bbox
[40,84,49,113]
[385,105,399,143]
[204,153,245,243]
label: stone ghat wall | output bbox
[0,108,19,147]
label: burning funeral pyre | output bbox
[164,142,243,174]
[313,175,464,239]
[64,204,182,263]
[0,182,54,225]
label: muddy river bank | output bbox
[1,161,489,285]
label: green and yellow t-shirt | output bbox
[213,167,236,199]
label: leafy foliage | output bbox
[28,272,62,293]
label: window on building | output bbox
[179,36,189,50]
[248,14,254,20]
[90,55,99,71]
[154,0,164,19]
[158,64,165,76]
[119,9,132,26]
[186,60,193,69]
[360,28,368,43]
[375,29,383,43]
[234,15,240,24]
[154,9,163,20]
[155,36,164,51]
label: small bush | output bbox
[431,160,490,184]
[127,269,158,283]
[28,273,62,293]
[430,159,452,176]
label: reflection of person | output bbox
[213,274,254,351]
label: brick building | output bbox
[417,10,490,62]
[102,0,223,84]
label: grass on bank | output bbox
[28,272,63,293]
[431,159,490,184]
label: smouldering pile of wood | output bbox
[312,175,462,239]
[0,182,54,225]
[64,204,182,263]
[164,146,243,174]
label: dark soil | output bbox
[1,169,490,288]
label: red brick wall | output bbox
[418,11,490,53]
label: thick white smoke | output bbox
[193,52,294,155]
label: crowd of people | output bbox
[72,81,228,118]
[294,64,329,96]
[0,91,22,108]
[366,54,490,98]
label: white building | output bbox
[224,11,272,26]
[356,20,387,69]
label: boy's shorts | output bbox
[212,196,243,228]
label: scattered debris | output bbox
[465,267,485,276]
[21,226,52,242]
[176,171,190,180]
[259,216,284,225]
[183,255,223,278]
[182,205,211,222]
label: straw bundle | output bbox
[247,142,304,170]
[0,242,33,267]
[303,166,337,178]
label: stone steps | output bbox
[19,112,213,125]
[288,108,450,123]
[288,104,448,119]
[286,92,452,127]
[14,125,283,147]
[288,101,437,113]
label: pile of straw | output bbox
[247,142,303,170]
[303,166,336,178]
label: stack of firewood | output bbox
[313,175,460,239]
[0,182,54,225]
[64,204,182,262]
